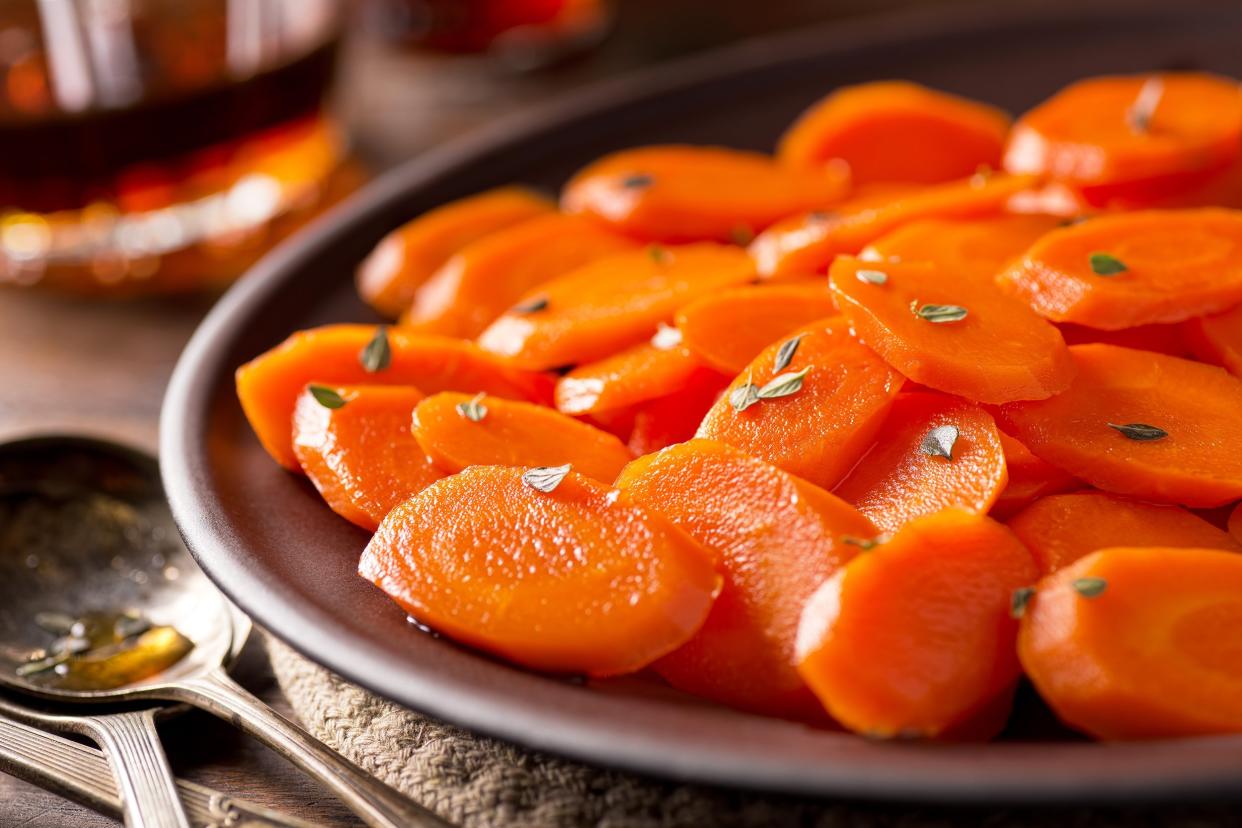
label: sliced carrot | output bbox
[293,385,443,531]
[555,341,722,416]
[1018,546,1242,739]
[411,392,632,482]
[860,214,1061,285]
[750,172,1038,279]
[360,466,720,677]
[998,209,1242,329]
[356,187,553,318]
[1004,73,1242,209]
[616,439,875,720]
[1231,503,1242,543]
[236,324,550,470]
[990,430,1079,519]
[1006,490,1240,575]
[1058,321,1189,357]
[401,213,635,338]
[562,145,847,243]
[675,282,838,375]
[796,509,1037,739]
[833,393,1008,534]
[696,317,905,490]
[626,371,729,456]
[779,81,1010,185]
[828,256,1075,403]
[1184,301,1242,377]
[476,243,755,371]
[996,344,1242,507]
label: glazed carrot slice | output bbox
[292,385,443,531]
[833,393,1008,534]
[476,243,755,370]
[554,341,721,416]
[626,371,729,456]
[779,81,1010,185]
[401,213,635,338]
[675,282,838,375]
[750,172,1038,279]
[356,187,553,318]
[561,145,847,243]
[1018,546,1242,739]
[1231,503,1242,544]
[616,439,876,720]
[1184,301,1242,377]
[998,209,1242,329]
[411,392,632,483]
[860,214,1061,285]
[696,317,905,490]
[1058,322,1189,358]
[360,466,720,676]
[236,324,550,470]
[828,256,1075,403]
[996,344,1242,507]
[796,509,1037,739]
[990,430,1079,519]
[1004,73,1242,209]
[1006,490,1240,576]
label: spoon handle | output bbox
[169,668,452,828]
[73,709,192,828]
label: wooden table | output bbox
[0,3,948,823]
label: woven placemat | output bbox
[266,635,1230,828]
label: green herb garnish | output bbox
[1072,577,1108,598]
[309,385,347,410]
[1107,422,1167,441]
[359,326,392,373]
[773,335,804,373]
[911,301,968,324]
[522,464,572,493]
[456,392,488,423]
[920,424,959,460]
[1089,252,1128,276]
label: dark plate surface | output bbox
[161,0,1242,804]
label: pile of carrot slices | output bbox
[238,72,1242,742]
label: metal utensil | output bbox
[0,436,448,828]
[0,711,321,828]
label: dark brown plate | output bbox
[161,0,1242,803]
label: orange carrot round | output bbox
[779,81,1010,185]
[293,385,443,531]
[997,344,1242,507]
[562,145,847,243]
[828,256,1075,403]
[1004,73,1242,209]
[356,187,553,318]
[402,213,634,338]
[1018,546,1242,739]
[616,439,875,720]
[625,371,729,456]
[696,317,905,491]
[998,209,1242,329]
[1230,503,1242,544]
[833,393,1008,534]
[749,172,1038,279]
[1184,301,1242,377]
[236,325,550,470]
[990,430,1079,519]
[554,341,721,417]
[476,243,755,371]
[796,509,1037,738]
[1058,321,1189,358]
[1007,490,1240,575]
[360,465,720,677]
[411,392,632,482]
[675,282,838,375]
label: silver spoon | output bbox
[0,436,449,828]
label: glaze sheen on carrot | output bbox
[991,430,1079,519]
[779,81,1010,185]
[996,344,1242,507]
[1018,546,1242,739]
[696,317,905,491]
[554,341,719,416]
[356,187,553,318]
[476,243,755,371]
[796,509,1038,739]
[293,385,443,531]
[998,209,1242,329]
[617,439,876,720]
[828,256,1075,404]
[360,466,721,677]
[1006,490,1241,575]
[236,325,551,470]
[562,145,848,243]
[833,393,1008,534]
[411,392,633,482]
[626,370,729,456]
